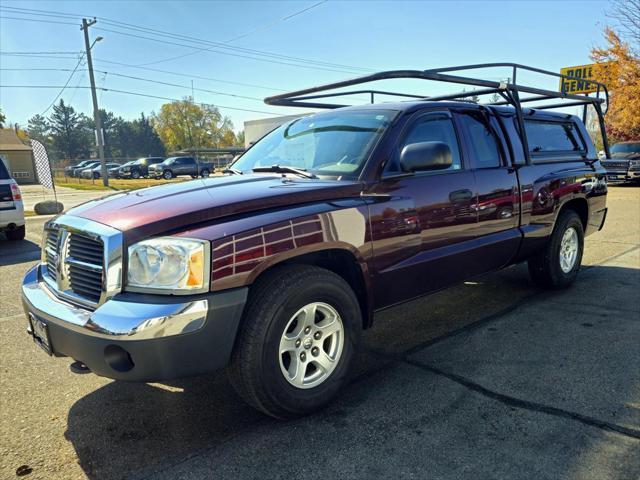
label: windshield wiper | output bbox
[252,164,317,179]
[223,167,243,175]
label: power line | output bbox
[0,5,372,73]
[0,64,278,91]
[0,85,290,116]
[138,0,328,67]
[93,26,367,74]
[94,70,264,101]
[0,51,81,55]
[0,15,78,26]
[95,19,370,72]
[40,53,86,115]
[0,6,87,20]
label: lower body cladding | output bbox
[21,264,247,381]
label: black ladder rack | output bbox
[264,63,610,160]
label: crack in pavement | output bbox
[405,358,640,440]
[363,347,640,441]
[357,244,640,442]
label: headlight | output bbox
[629,160,640,168]
[126,237,210,294]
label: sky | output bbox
[0,0,614,134]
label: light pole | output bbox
[81,18,108,186]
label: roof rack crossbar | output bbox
[264,63,609,114]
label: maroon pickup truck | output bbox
[22,64,609,418]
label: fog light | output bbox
[104,345,134,372]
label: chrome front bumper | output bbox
[22,264,247,381]
[23,264,208,340]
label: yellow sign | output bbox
[559,64,598,94]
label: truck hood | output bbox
[67,174,362,241]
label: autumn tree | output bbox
[591,28,640,141]
[151,98,235,151]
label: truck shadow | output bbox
[0,237,40,266]
[64,263,640,479]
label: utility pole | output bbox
[81,18,108,186]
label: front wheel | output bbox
[163,170,173,180]
[200,169,210,178]
[132,171,140,179]
[528,209,584,289]
[228,265,361,419]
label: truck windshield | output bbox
[232,109,395,178]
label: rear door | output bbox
[454,107,521,269]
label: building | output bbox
[244,114,308,147]
[0,129,36,184]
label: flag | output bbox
[31,139,55,190]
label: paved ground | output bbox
[0,186,638,480]
[19,185,112,213]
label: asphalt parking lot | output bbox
[1,186,638,480]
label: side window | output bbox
[524,120,584,154]
[459,111,502,169]
[386,114,462,174]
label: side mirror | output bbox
[400,141,452,172]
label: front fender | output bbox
[175,200,373,292]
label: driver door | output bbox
[367,110,479,309]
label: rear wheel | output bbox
[528,210,584,289]
[228,265,361,419]
[6,225,25,241]
[200,169,210,178]
[131,170,140,179]
[163,170,173,180]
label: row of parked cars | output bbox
[64,156,216,180]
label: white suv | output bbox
[0,160,25,241]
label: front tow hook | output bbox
[69,361,91,374]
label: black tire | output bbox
[528,209,584,289]
[6,225,25,241]
[228,264,361,419]
[200,169,210,178]
[190,175,198,179]
[132,170,140,179]
[163,170,173,180]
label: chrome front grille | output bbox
[67,234,104,303]
[44,229,59,281]
[41,216,123,309]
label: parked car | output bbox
[119,157,165,179]
[0,160,25,241]
[81,162,121,179]
[21,65,609,419]
[65,160,97,178]
[74,161,101,178]
[148,156,212,179]
[110,161,135,178]
[601,141,640,183]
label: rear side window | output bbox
[0,160,10,180]
[524,120,584,154]
[458,111,502,168]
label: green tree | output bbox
[236,130,245,147]
[132,113,165,157]
[48,100,91,160]
[151,98,234,151]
